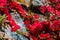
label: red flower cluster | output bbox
[2,8,20,32]
[24,19,30,26]
[39,33,50,39]
[0,0,60,40]
[33,14,39,19]
[39,6,46,14]
[50,20,60,31]
[24,16,60,40]
[39,0,60,18]
[24,19,43,34]
[0,0,27,32]
[10,2,26,16]
[0,0,7,7]
[31,36,38,40]
[24,0,60,40]
[46,5,55,14]
[28,20,43,34]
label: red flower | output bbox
[25,15,30,19]
[11,25,20,32]
[5,13,20,32]
[53,20,59,26]
[50,15,56,20]
[24,19,30,26]
[50,21,55,31]
[41,21,49,25]
[2,8,10,16]
[39,6,46,14]
[0,0,7,7]
[50,20,60,31]
[46,5,54,14]
[10,19,20,32]
[28,20,43,34]
[28,24,37,34]
[56,10,60,18]
[10,2,26,16]
[10,20,17,25]
[53,20,60,30]
[40,33,50,39]
[32,36,38,40]
[34,20,43,30]
[33,14,39,19]
[55,3,60,10]
[9,19,20,32]
[3,8,20,32]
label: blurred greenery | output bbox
[0,14,6,23]
[0,14,6,29]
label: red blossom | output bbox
[0,0,7,7]
[50,20,60,31]
[39,6,46,14]
[33,14,39,19]
[56,10,60,18]
[50,15,56,20]
[28,24,37,34]
[25,15,31,19]
[53,20,60,30]
[0,0,60,39]
[41,21,49,25]
[46,5,54,14]
[50,22,54,31]
[39,33,50,39]
[3,8,20,32]
[11,25,20,32]
[24,19,30,26]
[34,20,43,30]
[10,2,26,16]
[28,20,43,34]
[32,36,38,40]
[55,3,60,10]
[53,20,59,26]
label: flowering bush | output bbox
[24,0,60,40]
[0,0,60,40]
